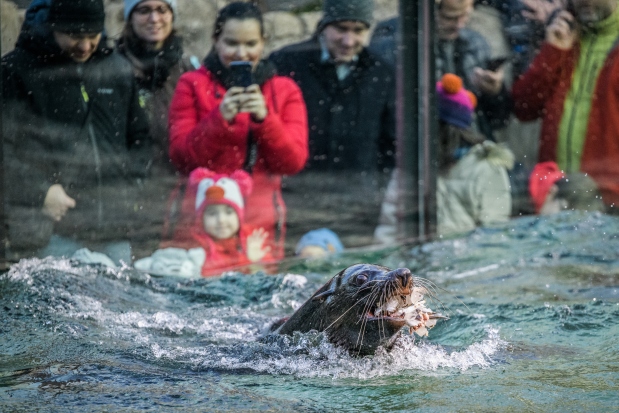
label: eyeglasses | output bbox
[133,5,172,17]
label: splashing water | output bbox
[2,212,619,412]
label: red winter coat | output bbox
[192,223,273,277]
[512,42,619,206]
[168,67,308,258]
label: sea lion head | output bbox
[277,264,419,356]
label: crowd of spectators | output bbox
[1,0,616,275]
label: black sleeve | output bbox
[478,83,513,130]
[125,77,153,178]
[2,59,54,207]
[379,72,397,170]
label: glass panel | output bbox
[2,0,615,275]
[0,0,403,276]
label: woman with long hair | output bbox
[117,0,198,256]
[167,2,308,260]
[118,0,196,170]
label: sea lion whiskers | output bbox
[352,279,393,354]
[366,279,391,346]
[352,279,384,297]
[411,276,464,316]
[274,264,447,356]
[323,292,375,332]
[354,293,375,353]
[411,276,439,299]
[354,286,389,355]
[357,286,381,322]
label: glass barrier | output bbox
[1,0,615,276]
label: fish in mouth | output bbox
[274,264,447,356]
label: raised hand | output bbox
[546,10,578,50]
[472,67,505,96]
[246,227,271,262]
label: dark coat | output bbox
[2,21,152,256]
[436,28,512,140]
[270,38,395,173]
[117,34,196,174]
[116,34,198,255]
[369,17,512,141]
[269,39,396,248]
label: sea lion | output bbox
[274,264,446,356]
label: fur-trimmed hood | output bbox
[470,141,515,170]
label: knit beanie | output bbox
[529,161,565,214]
[295,228,344,256]
[190,168,252,224]
[124,0,177,20]
[48,0,105,33]
[317,0,374,33]
[436,73,477,128]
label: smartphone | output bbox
[229,61,253,88]
[486,57,508,72]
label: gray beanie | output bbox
[317,0,374,33]
[124,0,177,20]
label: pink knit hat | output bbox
[529,162,565,214]
[436,73,477,128]
[189,168,253,222]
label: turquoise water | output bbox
[1,211,618,412]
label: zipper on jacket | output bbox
[78,65,104,227]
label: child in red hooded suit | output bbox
[136,168,272,277]
[190,167,271,276]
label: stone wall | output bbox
[1,0,397,58]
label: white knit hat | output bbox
[124,0,177,20]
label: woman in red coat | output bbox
[167,2,308,259]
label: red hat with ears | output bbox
[189,168,253,222]
[529,161,565,213]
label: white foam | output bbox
[145,325,506,379]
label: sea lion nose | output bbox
[392,268,411,287]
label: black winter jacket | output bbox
[2,26,152,255]
[270,39,396,248]
[270,39,396,173]
[435,28,512,141]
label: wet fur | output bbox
[275,264,415,356]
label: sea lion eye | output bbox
[355,274,368,286]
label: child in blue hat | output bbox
[295,228,344,259]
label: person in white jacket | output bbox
[374,73,515,243]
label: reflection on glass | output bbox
[271,0,396,250]
[2,0,618,274]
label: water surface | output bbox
[2,212,618,412]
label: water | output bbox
[2,211,619,412]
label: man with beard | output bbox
[512,0,619,210]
